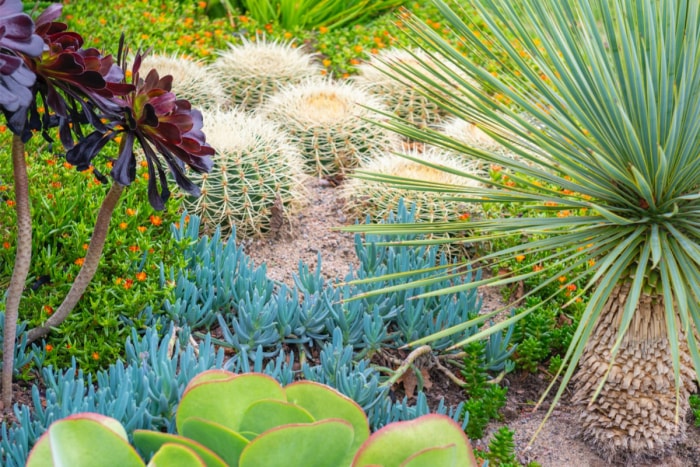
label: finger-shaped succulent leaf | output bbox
[180,418,250,466]
[239,400,315,435]
[26,413,144,467]
[239,420,355,467]
[132,431,226,467]
[285,380,370,458]
[147,443,206,467]
[351,414,477,467]
[177,371,286,433]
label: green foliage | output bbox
[26,372,478,467]
[690,395,700,428]
[460,341,508,440]
[0,134,186,371]
[486,427,517,467]
[511,297,578,374]
[211,0,406,31]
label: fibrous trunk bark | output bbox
[573,283,697,463]
[26,183,124,344]
[2,136,32,411]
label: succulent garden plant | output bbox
[211,37,322,112]
[343,147,482,224]
[26,371,478,467]
[261,77,398,178]
[353,47,473,130]
[182,108,308,239]
[346,0,700,462]
[140,52,227,109]
[1,1,213,409]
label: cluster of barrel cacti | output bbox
[147,39,490,238]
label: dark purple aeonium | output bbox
[67,48,214,210]
[0,0,44,123]
[18,4,132,145]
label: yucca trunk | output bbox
[573,283,697,462]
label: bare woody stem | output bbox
[26,182,125,344]
[382,345,433,387]
[2,136,32,411]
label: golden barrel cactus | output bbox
[183,109,309,239]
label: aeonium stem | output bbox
[2,135,33,411]
[26,182,125,344]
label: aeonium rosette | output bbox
[0,0,43,119]
[18,4,131,144]
[67,48,214,210]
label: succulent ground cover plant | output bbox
[346,0,700,462]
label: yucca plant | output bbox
[346,0,700,462]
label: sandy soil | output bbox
[243,177,700,467]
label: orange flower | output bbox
[490,164,502,172]
[43,305,54,315]
[136,271,147,282]
[115,277,123,285]
[46,344,54,352]
[63,162,73,169]
[558,276,567,283]
[119,222,128,230]
[149,215,162,226]
[6,200,15,207]
[92,352,100,360]
[566,284,577,291]
[532,264,543,272]
[74,257,85,266]
[137,226,147,233]
[515,255,525,262]
[588,259,596,267]
[123,279,134,290]
[126,208,136,216]
[82,243,89,250]
[319,26,328,34]
[46,158,56,166]
[459,212,470,221]
[129,245,140,253]
[2,242,10,249]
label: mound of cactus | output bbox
[353,48,475,130]
[211,37,322,111]
[182,109,308,239]
[342,147,483,224]
[260,78,398,178]
[139,52,226,109]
